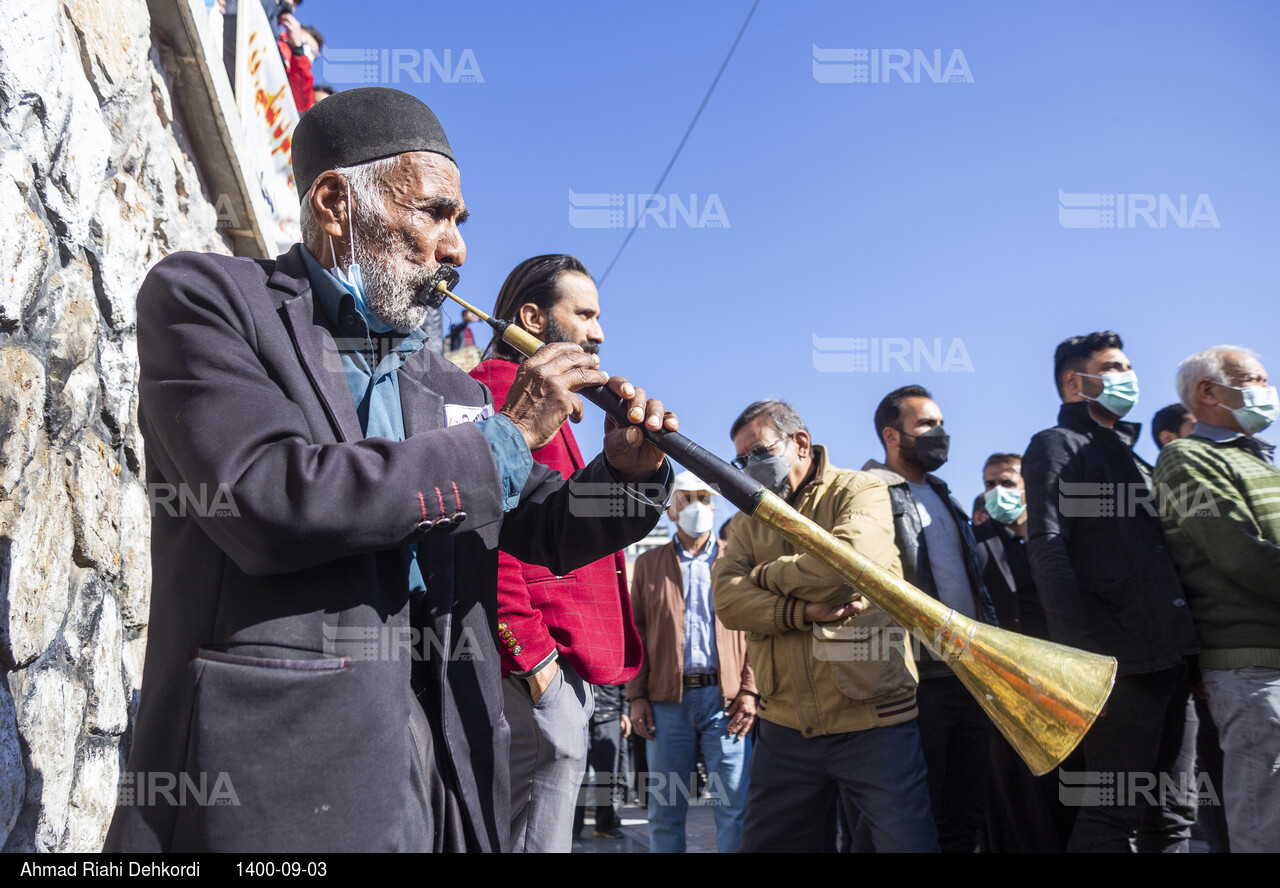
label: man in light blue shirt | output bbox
[629,472,754,852]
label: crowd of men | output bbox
[623,334,1276,854]
[103,86,1276,854]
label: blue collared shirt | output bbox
[299,247,533,591]
[1191,420,1276,463]
[672,533,719,674]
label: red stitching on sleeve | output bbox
[435,486,446,518]
[451,481,462,511]
[417,491,427,522]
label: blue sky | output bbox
[301,0,1280,519]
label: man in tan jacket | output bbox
[629,471,755,852]
[713,400,938,852]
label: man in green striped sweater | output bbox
[1154,345,1280,853]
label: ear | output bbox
[880,426,899,451]
[311,172,348,238]
[518,302,547,337]
[1195,377,1219,407]
[1061,369,1079,399]
[793,429,811,459]
[1157,430,1177,448]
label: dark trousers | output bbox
[1065,666,1197,853]
[980,734,1077,852]
[916,675,993,852]
[739,719,938,853]
[573,718,622,834]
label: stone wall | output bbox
[0,0,228,851]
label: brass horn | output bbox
[430,275,1115,775]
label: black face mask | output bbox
[899,426,950,472]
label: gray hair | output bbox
[298,155,400,256]
[1175,345,1259,409]
[729,399,808,441]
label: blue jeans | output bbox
[646,685,750,853]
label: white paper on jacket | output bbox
[444,402,495,426]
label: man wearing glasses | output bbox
[712,400,938,852]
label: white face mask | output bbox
[1220,383,1280,436]
[1078,370,1140,418]
[676,501,714,536]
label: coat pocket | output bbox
[171,649,404,852]
[811,606,916,702]
[192,647,351,670]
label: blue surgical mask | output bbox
[1219,383,1280,436]
[328,179,392,334]
[983,485,1026,525]
[1079,370,1139,418]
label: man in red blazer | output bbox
[470,255,646,852]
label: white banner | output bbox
[235,1,302,254]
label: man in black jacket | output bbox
[974,453,1072,852]
[105,88,676,852]
[863,385,998,853]
[975,453,1048,639]
[1022,331,1199,853]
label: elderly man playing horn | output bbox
[105,87,675,853]
[1154,345,1280,853]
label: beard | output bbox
[352,219,436,333]
[542,313,599,356]
[899,444,925,470]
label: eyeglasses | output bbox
[731,437,790,470]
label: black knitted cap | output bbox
[292,87,455,198]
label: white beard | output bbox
[351,220,436,333]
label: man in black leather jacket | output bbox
[863,385,998,853]
[1022,331,1199,853]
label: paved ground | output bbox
[572,799,1216,853]
[572,799,724,854]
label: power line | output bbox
[597,0,761,285]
